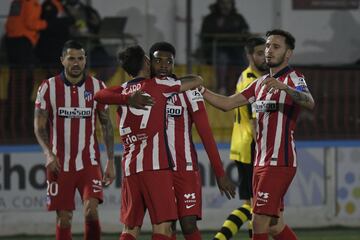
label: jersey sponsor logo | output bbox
[258,191,269,199]
[84,90,93,101]
[166,105,182,116]
[184,192,197,206]
[184,193,196,200]
[257,191,270,204]
[58,107,92,118]
[189,90,203,102]
[124,133,147,145]
[120,127,132,135]
[254,100,277,113]
[185,204,196,209]
[256,202,266,207]
[122,83,142,95]
[92,179,102,193]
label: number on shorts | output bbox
[47,180,58,196]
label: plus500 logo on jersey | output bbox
[166,105,182,116]
[58,107,92,118]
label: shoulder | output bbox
[288,69,306,83]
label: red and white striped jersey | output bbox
[166,89,225,177]
[116,77,181,176]
[35,73,107,172]
[241,66,308,168]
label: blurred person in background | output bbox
[149,42,236,240]
[213,37,268,240]
[63,0,111,68]
[36,0,73,72]
[34,40,115,240]
[200,29,315,240]
[5,0,47,139]
[200,0,249,95]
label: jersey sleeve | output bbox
[35,80,50,111]
[191,101,225,177]
[95,80,108,111]
[240,78,258,104]
[185,89,204,112]
[291,72,309,92]
[94,86,129,105]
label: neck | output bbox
[65,72,83,85]
[270,63,288,77]
[134,69,150,79]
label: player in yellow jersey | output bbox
[214,37,268,240]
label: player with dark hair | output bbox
[200,29,315,240]
[213,37,268,240]
[149,41,236,240]
[34,40,115,240]
[94,45,204,240]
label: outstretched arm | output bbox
[97,108,115,186]
[34,108,60,175]
[201,87,249,111]
[178,75,203,92]
[94,86,154,109]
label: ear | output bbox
[286,49,293,60]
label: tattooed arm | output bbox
[34,109,60,174]
[284,86,315,110]
[262,77,315,110]
[97,108,115,186]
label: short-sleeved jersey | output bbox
[241,66,308,167]
[166,89,225,177]
[35,73,107,172]
[230,66,262,163]
[117,77,181,176]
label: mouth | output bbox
[158,71,168,76]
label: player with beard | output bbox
[213,37,268,240]
[149,42,236,240]
[199,29,315,240]
[34,40,116,240]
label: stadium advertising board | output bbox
[0,144,359,235]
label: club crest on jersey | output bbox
[84,90,93,101]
